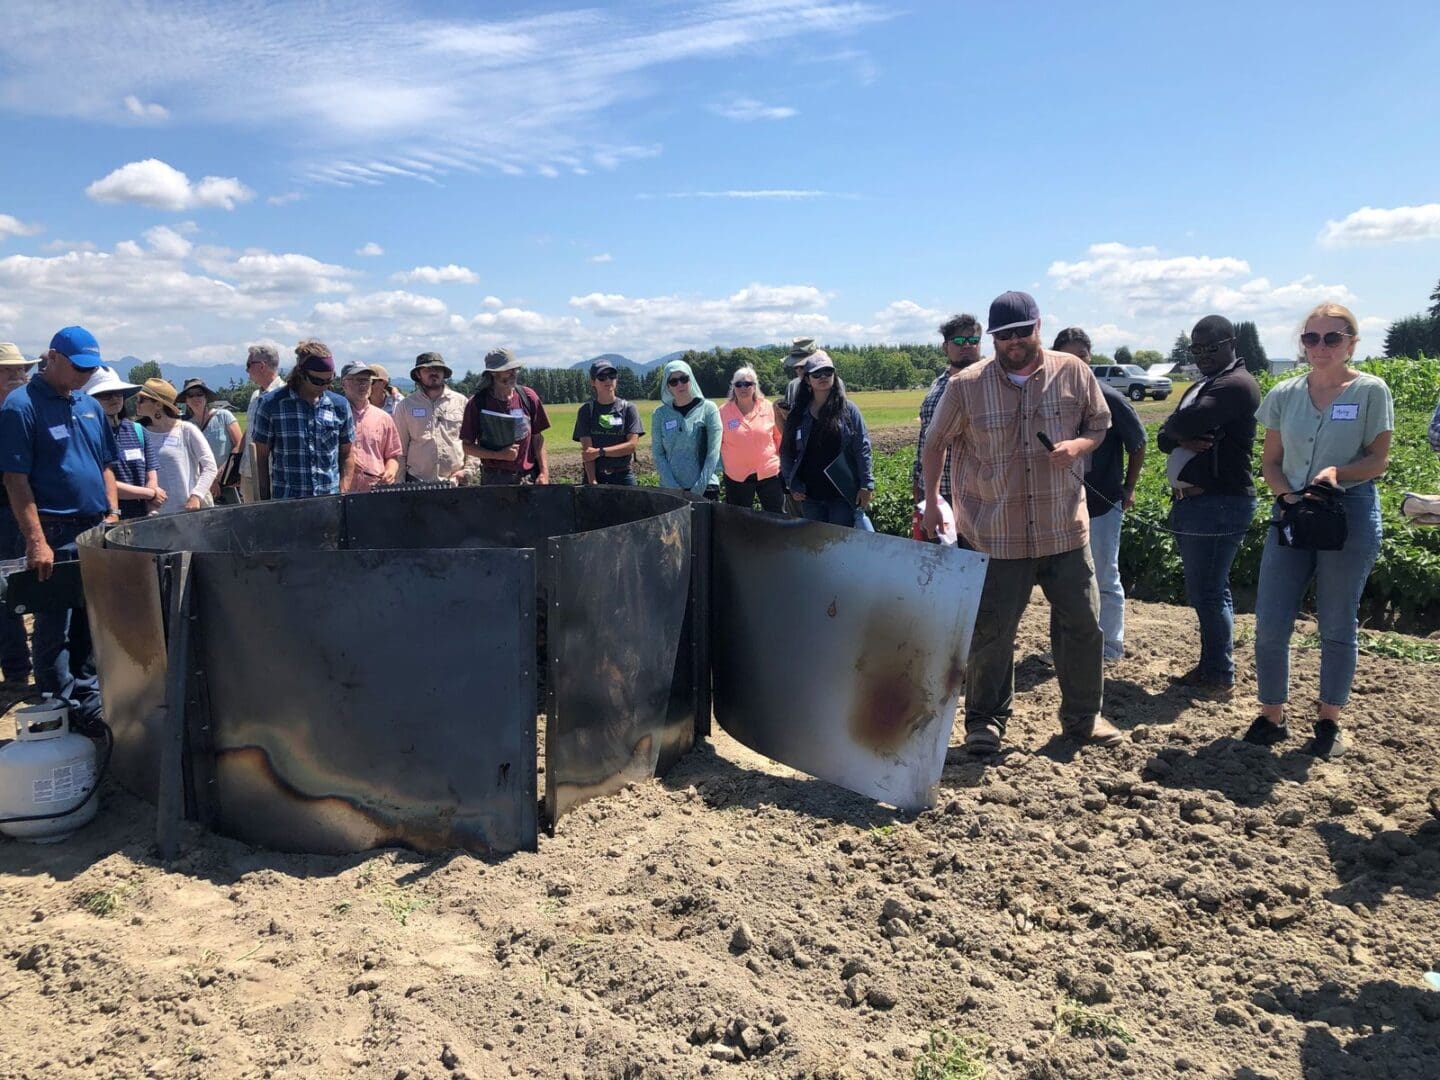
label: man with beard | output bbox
[911,313,983,508]
[920,291,1117,753]
[1157,315,1260,698]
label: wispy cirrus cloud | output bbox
[0,214,42,241]
[637,189,852,200]
[0,1,889,190]
[709,95,797,121]
[1318,203,1440,248]
[122,94,168,121]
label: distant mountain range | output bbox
[567,351,685,374]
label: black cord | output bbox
[0,711,112,827]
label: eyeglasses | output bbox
[807,369,835,380]
[594,372,618,381]
[305,373,332,387]
[1300,331,1353,348]
[992,326,1034,342]
[667,375,690,386]
[732,380,755,389]
[1188,338,1234,357]
[949,335,981,346]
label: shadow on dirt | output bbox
[1143,736,1319,807]
[1243,978,1440,1079]
[1315,819,1440,907]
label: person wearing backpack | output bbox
[651,358,722,498]
[573,359,643,486]
[83,366,162,520]
[461,348,551,485]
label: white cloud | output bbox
[355,241,384,256]
[1318,203,1440,248]
[268,192,304,207]
[142,225,193,259]
[863,300,946,340]
[85,159,255,211]
[0,214,42,240]
[200,251,356,296]
[0,2,888,187]
[709,96,797,121]
[392,264,479,285]
[123,94,169,121]
[588,252,613,264]
[313,290,449,324]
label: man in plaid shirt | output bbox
[911,313,983,506]
[252,340,355,500]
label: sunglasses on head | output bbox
[1188,337,1234,357]
[305,373,332,387]
[807,368,835,379]
[1300,331,1353,348]
[992,325,1034,342]
[949,335,981,346]
[667,375,690,386]
[732,380,755,388]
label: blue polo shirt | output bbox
[0,374,120,517]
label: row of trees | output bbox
[1384,279,1440,359]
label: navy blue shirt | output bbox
[111,417,159,520]
[0,375,119,517]
[1084,382,1146,518]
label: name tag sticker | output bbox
[727,418,741,430]
[1331,403,1359,421]
[48,425,68,441]
[664,419,678,431]
[411,408,428,417]
[123,447,144,462]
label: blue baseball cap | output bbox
[49,326,104,370]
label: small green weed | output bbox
[1233,623,1255,647]
[78,886,129,917]
[1296,629,1440,663]
[1052,996,1135,1044]
[377,887,433,926]
[869,823,898,839]
[912,1029,988,1080]
[332,901,352,915]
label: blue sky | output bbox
[1,0,1438,371]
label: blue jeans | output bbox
[1169,494,1257,683]
[593,472,637,487]
[31,517,102,724]
[0,510,30,680]
[797,497,875,531]
[1255,484,1381,709]
[1087,506,1125,660]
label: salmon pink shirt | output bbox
[719,398,782,482]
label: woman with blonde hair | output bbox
[718,365,785,512]
[1245,303,1392,758]
[134,379,218,514]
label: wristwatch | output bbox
[599,446,606,458]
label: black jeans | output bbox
[724,473,785,513]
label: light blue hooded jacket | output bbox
[651,359,723,494]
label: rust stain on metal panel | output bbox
[218,746,503,855]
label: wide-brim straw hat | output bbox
[137,378,182,417]
[0,343,36,368]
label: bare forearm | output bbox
[1123,447,1146,492]
[339,444,354,493]
[4,474,43,547]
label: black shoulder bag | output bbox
[1272,483,1347,551]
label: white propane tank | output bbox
[0,694,99,843]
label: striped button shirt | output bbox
[924,350,1110,559]
[251,386,354,499]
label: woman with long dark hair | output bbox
[780,351,874,529]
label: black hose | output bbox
[0,713,113,827]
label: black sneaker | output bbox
[1304,719,1346,760]
[1171,667,1234,700]
[1243,715,1289,746]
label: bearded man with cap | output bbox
[920,292,1118,753]
[250,339,355,500]
[395,352,467,484]
[461,348,551,485]
[367,363,401,415]
[0,343,37,684]
[0,327,121,724]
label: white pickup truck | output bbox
[1091,364,1172,401]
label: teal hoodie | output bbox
[651,359,722,493]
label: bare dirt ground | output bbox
[2,597,1438,1080]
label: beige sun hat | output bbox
[0,343,36,368]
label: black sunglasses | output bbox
[949,335,981,346]
[992,325,1034,342]
[305,373,332,387]
[1300,331,1353,348]
[594,372,618,381]
[667,375,690,386]
[1189,338,1234,357]
[807,368,835,379]
[732,380,755,388]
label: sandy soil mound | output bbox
[2,598,1438,1080]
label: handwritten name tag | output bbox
[1331,403,1359,421]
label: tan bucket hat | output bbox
[0,343,36,368]
[137,378,182,417]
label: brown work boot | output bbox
[1064,715,1124,747]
